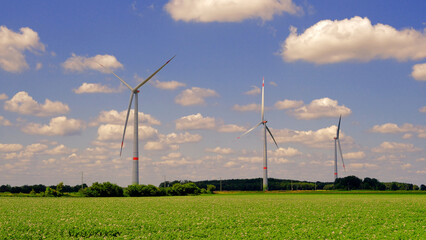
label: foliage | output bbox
[0,193,424,238]
[82,182,124,197]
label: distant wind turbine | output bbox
[334,115,346,180]
[99,56,175,185]
[238,77,279,191]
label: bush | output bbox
[82,182,123,197]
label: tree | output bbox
[56,182,64,197]
[206,184,216,193]
[420,184,426,191]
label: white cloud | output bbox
[348,163,378,170]
[62,53,123,73]
[372,141,422,153]
[0,116,11,126]
[205,147,234,155]
[370,123,426,138]
[25,143,48,153]
[0,143,23,152]
[0,26,45,72]
[270,147,301,157]
[44,144,76,155]
[269,81,278,87]
[411,63,426,81]
[232,103,261,112]
[175,87,218,106]
[0,93,8,100]
[175,113,216,130]
[4,91,69,117]
[35,62,42,70]
[96,124,158,141]
[281,16,426,64]
[73,83,122,94]
[343,151,365,159]
[244,86,260,95]
[151,79,186,90]
[419,106,426,113]
[288,98,351,119]
[165,0,302,23]
[274,125,349,148]
[274,99,303,110]
[90,110,160,126]
[217,124,246,133]
[22,116,85,136]
[164,132,202,144]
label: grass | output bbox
[0,193,424,239]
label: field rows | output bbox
[0,193,424,239]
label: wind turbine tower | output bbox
[238,77,279,191]
[100,56,174,185]
[334,115,346,180]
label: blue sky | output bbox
[0,0,425,187]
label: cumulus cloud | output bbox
[372,141,422,153]
[164,132,202,144]
[273,125,349,148]
[90,110,160,126]
[205,147,234,155]
[419,106,426,113]
[175,87,218,106]
[73,83,122,94]
[288,98,351,119]
[0,143,23,152]
[25,143,48,153]
[412,63,426,81]
[0,26,45,72]
[232,103,261,112]
[269,147,301,157]
[0,116,11,126]
[175,113,216,130]
[274,99,303,110]
[343,151,365,159]
[4,91,69,117]
[44,144,76,155]
[96,124,158,141]
[165,0,302,23]
[348,163,378,170]
[151,79,186,90]
[244,86,261,95]
[281,16,426,64]
[0,93,8,100]
[370,123,426,138]
[22,116,85,136]
[62,53,123,73]
[217,124,246,133]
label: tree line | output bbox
[1,176,424,197]
[0,181,215,197]
[190,176,425,191]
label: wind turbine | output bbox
[99,56,175,185]
[238,77,279,191]
[334,115,346,180]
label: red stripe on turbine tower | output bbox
[264,167,267,169]
[133,157,139,160]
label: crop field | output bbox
[0,193,424,239]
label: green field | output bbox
[0,193,424,239]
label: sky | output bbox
[0,0,425,187]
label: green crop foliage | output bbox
[0,193,424,239]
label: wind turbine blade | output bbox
[120,93,134,156]
[337,139,346,172]
[265,125,279,148]
[336,115,341,139]
[261,77,265,122]
[237,122,262,139]
[97,62,133,91]
[134,55,176,90]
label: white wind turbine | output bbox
[334,115,346,180]
[99,56,175,185]
[238,77,279,191]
